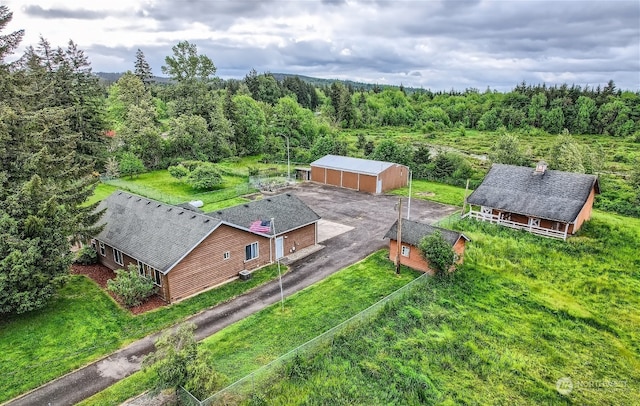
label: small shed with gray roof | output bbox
[93,191,320,303]
[384,219,469,274]
[463,162,599,239]
[310,154,409,194]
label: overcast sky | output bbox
[5,0,640,91]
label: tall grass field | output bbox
[247,211,640,405]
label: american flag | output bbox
[249,219,271,233]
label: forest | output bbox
[1,2,639,315]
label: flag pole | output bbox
[272,217,285,311]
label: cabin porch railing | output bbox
[463,210,568,240]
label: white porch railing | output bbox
[463,210,568,240]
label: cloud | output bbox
[9,0,640,91]
[23,5,115,20]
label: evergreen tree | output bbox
[0,7,104,314]
[134,48,154,87]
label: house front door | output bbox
[276,236,284,260]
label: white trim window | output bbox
[91,239,97,251]
[245,242,259,261]
[401,245,410,257]
[99,241,105,256]
[113,249,124,266]
[152,269,162,287]
[480,206,493,218]
[223,251,230,260]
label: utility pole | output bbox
[461,178,470,217]
[407,169,412,220]
[271,217,285,311]
[395,197,402,275]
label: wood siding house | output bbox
[384,219,469,274]
[93,191,320,303]
[310,155,409,194]
[463,162,600,240]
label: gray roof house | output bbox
[207,193,320,236]
[464,162,600,239]
[93,191,320,303]
[384,219,469,273]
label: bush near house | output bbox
[107,265,157,307]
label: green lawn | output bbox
[389,179,469,207]
[94,170,254,212]
[0,264,286,403]
[251,211,640,404]
[79,251,421,405]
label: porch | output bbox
[463,209,569,240]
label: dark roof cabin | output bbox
[384,219,469,273]
[464,162,599,239]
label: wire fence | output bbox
[101,178,255,208]
[178,271,431,405]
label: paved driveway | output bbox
[279,183,459,288]
[6,183,457,406]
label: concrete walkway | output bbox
[5,185,457,406]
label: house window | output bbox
[401,245,410,257]
[99,241,105,256]
[113,249,124,266]
[152,269,162,287]
[245,242,259,261]
[137,260,146,277]
[91,239,97,251]
[223,251,230,260]
[528,217,540,227]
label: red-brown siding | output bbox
[359,174,377,193]
[570,185,596,233]
[271,223,317,257]
[379,164,409,192]
[311,166,325,183]
[326,169,341,186]
[342,171,358,190]
[388,238,466,274]
[167,225,271,302]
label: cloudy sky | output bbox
[5,0,640,91]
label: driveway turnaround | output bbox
[5,184,457,406]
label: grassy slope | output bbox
[79,251,421,405]
[256,212,640,405]
[389,179,469,207]
[0,265,286,403]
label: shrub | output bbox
[74,246,97,265]
[247,166,260,176]
[107,264,156,307]
[187,163,223,190]
[418,231,456,276]
[168,164,189,179]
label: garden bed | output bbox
[71,264,167,315]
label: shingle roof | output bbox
[466,164,599,223]
[310,154,400,175]
[207,193,320,236]
[384,219,468,247]
[95,191,221,273]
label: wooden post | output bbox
[395,197,402,275]
[461,178,470,217]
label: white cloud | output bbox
[4,0,639,91]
